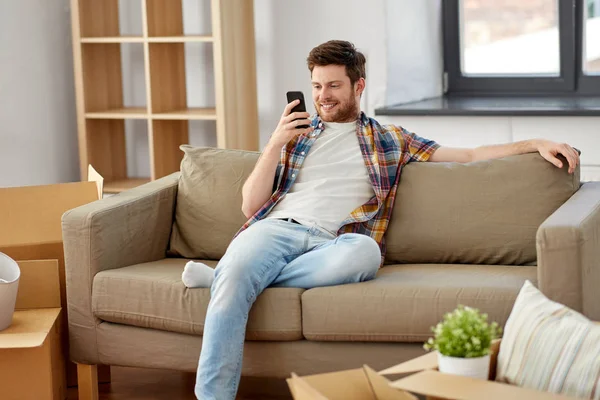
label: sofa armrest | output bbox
[536,181,600,320]
[62,172,179,364]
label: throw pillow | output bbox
[168,145,260,259]
[496,280,600,399]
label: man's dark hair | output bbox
[306,40,366,85]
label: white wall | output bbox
[385,0,444,106]
[0,0,79,187]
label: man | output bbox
[183,40,580,399]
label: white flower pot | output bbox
[437,352,490,380]
[0,252,20,331]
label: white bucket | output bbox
[437,352,490,380]
[0,252,20,331]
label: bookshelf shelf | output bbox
[71,0,258,192]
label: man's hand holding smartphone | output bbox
[268,96,314,149]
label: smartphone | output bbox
[286,91,310,129]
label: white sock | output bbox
[182,261,215,288]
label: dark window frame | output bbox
[443,0,600,96]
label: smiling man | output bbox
[186,40,580,399]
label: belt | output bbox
[278,218,301,225]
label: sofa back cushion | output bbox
[168,146,259,259]
[385,153,580,265]
[170,146,580,265]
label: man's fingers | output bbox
[283,111,310,124]
[566,152,577,172]
[555,159,563,168]
[557,150,573,170]
[547,153,563,168]
[568,146,580,166]
[559,144,578,172]
[282,99,300,117]
[299,127,314,136]
[285,119,312,130]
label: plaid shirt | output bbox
[235,112,439,262]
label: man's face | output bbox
[311,65,364,123]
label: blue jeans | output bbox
[194,218,381,399]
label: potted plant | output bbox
[424,305,501,380]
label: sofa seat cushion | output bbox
[92,258,304,341]
[301,264,537,342]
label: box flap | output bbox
[296,368,381,399]
[379,351,438,375]
[0,181,99,247]
[288,373,329,400]
[15,260,60,310]
[287,367,418,400]
[87,164,104,198]
[391,370,574,400]
[0,308,61,349]
[0,332,49,348]
[362,365,417,400]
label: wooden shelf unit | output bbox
[80,36,145,43]
[79,36,215,44]
[147,35,214,43]
[85,107,148,119]
[70,0,259,192]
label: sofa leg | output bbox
[77,364,98,400]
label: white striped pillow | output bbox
[496,280,600,399]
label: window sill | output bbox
[374,95,600,117]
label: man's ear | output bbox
[355,78,366,97]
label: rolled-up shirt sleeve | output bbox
[400,127,440,163]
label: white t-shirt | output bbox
[267,121,375,234]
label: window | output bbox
[580,0,600,93]
[443,0,600,95]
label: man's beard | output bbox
[314,92,359,123]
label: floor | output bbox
[66,366,292,400]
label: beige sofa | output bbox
[62,147,600,395]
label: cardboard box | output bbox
[0,260,65,400]
[288,339,576,400]
[0,166,103,386]
[380,339,575,400]
[14,259,61,311]
[287,365,417,400]
[0,166,102,309]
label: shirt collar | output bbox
[310,111,368,134]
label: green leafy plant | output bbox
[423,305,501,358]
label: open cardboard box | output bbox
[288,365,418,400]
[0,165,103,308]
[0,260,64,399]
[288,339,577,400]
[0,166,105,386]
